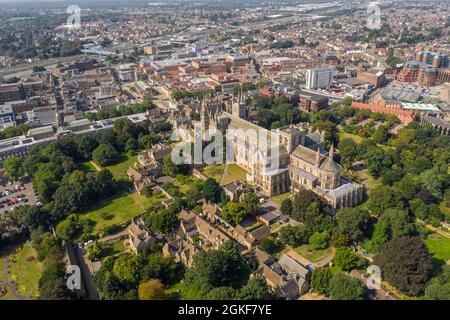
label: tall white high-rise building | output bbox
[305,67,335,90]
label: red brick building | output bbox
[351,102,416,124]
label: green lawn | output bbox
[339,132,364,144]
[9,244,42,299]
[203,164,247,185]
[90,150,139,180]
[271,192,291,205]
[439,201,450,215]
[76,162,97,174]
[424,233,450,268]
[294,245,334,263]
[78,150,139,180]
[173,175,202,195]
[354,169,381,192]
[78,192,167,234]
[165,281,184,300]
[101,238,127,258]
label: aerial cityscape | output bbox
[0,0,449,305]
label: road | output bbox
[74,246,100,300]
[98,229,128,243]
[350,270,399,300]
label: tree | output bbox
[364,146,393,177]
[77,136,98,160]
[328,273,365,300]
[259,236,281,255]
[185,241,250,290]
[14,205,48,231]
[309,231,330,250]
[279,225,308,247]
[310,267,333,295]
[371,209,414,247]
[112,253,142,285]
[92,144,119,166]
[145,208,179,235]
[335,208,371,243]
[395,173,421,200]
[332,247,365,271]
[280,198,293,216]
[140,253,182,285]
[4,157,24,180]
[55,218,80,240]
[125,138,138,151]
[221,202,246,226]
[138,279,167,300]
[87,241,111,261]
[237,277,273,300]
[113,118,137,138]
[206,287,237,300]
[373,125,390,144]
[338,138,358,167]
[374,237,432,296]
[33,163,62,203]
[202,178,225,204]
[366,185,404,216]
[241,192,259,215]
[409,199,429,220]
[425,266,450,300]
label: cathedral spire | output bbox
[315,147,321,167]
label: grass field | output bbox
[91,150,139,180]
[203,164,247,185]
[77,150,138,180]
[339,132,364,144]
[439,201,450,215]
[271,192,292,204]
[424,233,450,268]
[353,169,381,192]
[294,245,334,263]
[9,244,42,299]
[78,192,167,234]
[173,175,202,195]
[77,162,97,174]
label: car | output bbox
[259,197,266,204]
[36,201,43,207]
[4,191,10,196]
[0,204,4,208]
[78,244,84,249]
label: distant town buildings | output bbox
[305,67,334,90]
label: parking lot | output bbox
[0,180,38,214]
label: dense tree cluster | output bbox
[183,241,272,300]
[85,99,154,121]
[374,237,433,296]
[310,267,365,300]
[94,250,182,300]
[31,230,73,300]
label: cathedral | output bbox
[179,95,364,211]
